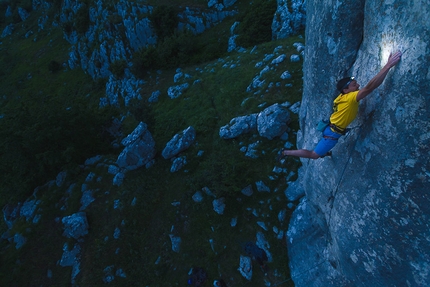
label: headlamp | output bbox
[341,76,355,91]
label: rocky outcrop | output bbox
[272,0,306,40]
[287,1,430,286]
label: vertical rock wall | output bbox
[288,0,430,286]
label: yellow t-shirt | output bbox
[329,90,359,130]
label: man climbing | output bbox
[281,51,402,159]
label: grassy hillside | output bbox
[0,2,304,286]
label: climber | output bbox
[280,50,402,159]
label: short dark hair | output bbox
[336,77,354,93]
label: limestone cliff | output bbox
[288,0,430,286]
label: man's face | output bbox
[345,80,359,92]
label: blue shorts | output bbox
[314,126,342,156]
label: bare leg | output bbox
[283,149,320,159]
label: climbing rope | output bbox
[327,124,362,228]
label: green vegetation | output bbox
[0,1,304,286]
[236,0,278,47]
[149,5,179,41]
[132,20,231,75]
[0,27,119,206]
[75,4,90,34]
[110,58,128,78]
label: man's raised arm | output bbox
[356,51,402,101]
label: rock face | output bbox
[287,1,430,287]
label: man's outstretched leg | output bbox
[282,149,320,159]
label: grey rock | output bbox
[293,42,305,53]
[257,221,268,231]
[169,234,181,253]
[5,6,12,17]
[244,141,260,158]
[113,172,125,186]
[271,54,286,65]
[84,155,103,166]
[255,181,270,192]
[113,227,120,239]
[108,165,120,175]
[256,231,272,262]
[280,71,292,80]
[202,187,216,198]
[167,83,189,99]
[62,212,89,239]
[13,233,27,249]
[230,217,237,227]
[238,255,252,280]
[60,242,81,285]
[272,0,306,40]
[219,114,258,139]
[80,190,95,211]
[162,126,196,159]
[1,23,14,38]
[278,209,287,223]
[3,203,21,228]
[192,191,204,203]
[18,8,30,21]
[288,101,301,114]
[56,171,67,187]
[223,0,237,8]
[284,180,305,201]
[103,265,115,283]
[290,54,300,62]
[212,198,226,215]
[257,103,290,140]
[116,122,156,170]
[170,156,187,172]
[20,199,39,222]
[59,243,81,267]
[116,268,127,278]
[148,90,160,103]
[241,185,254,196]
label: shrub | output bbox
[110,59,128,78]
[48,60,62,73]
[0,95,119,202]
[148,5,179,41]
[236,0,277,47]
[131,45,160,77]
[75,5,90,34]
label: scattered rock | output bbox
[213,198,226,215]
[162,126,196,159]
[238,255,252,280]
[62,212,89,239]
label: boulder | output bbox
[167,83,189,99]
[116,122,156,171]
[170,156,187,172]
[162,126,196,159]
[1,24,14,38]
[212,198,226,215]
[62,212,89,239]
[238,255,252,280]
[219,114,258,139]
[13,233,27,249]
[257,103,290,139]
[20,199,39,222]
[169,234,181,253]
